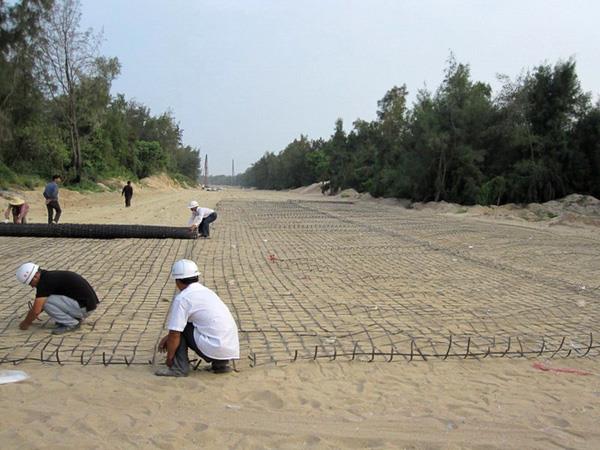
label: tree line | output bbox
[236,56,600,205]
[1,0,199,189]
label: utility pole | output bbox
[197,150,202,183]
[204,155,208,187]
[232,159,235,183]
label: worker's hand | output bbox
[45,199,51,205]
[2,219,8,224]
[158,335,168,352]
[19,320,29,330]
[190,225,198,231]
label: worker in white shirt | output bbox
[156,259,240,376]
[187,200,217,238]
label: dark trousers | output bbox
[171,323,229,374]
[46,200,61,224]
[199,212,217,237]
[124,195,132,207]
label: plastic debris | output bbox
[532,362,592,376]
[0,370,29,385]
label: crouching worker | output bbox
[3,197,29,224]
[188,200,217,238]
[16,262,99,335]
[156,259,239,377]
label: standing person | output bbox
[121,181,133,207]
[3,197,29,224]
[43,174,62,224]
[156,259,239,376]
[15,262,100,335]
[188,200,218,238]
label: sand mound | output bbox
[288,184,600,228]
[552,212,600,227]
[0,189,25,201]
[457,194,600,228]
[139,173,184,190]
[542,194,600,216]
[359,195,412,208]
[337,188,361,199]
[467,205,491,215]
[412,200,462,213]
[291,182,325,195]
[97,178,130,191]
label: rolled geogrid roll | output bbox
[0,223,196,239]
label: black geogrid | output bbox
[0,198,599,367]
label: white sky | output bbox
[81,0,600,175]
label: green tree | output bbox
[570,104,600,197]
[172,144,200,182]
[492,60,590,202]
[35,0,102,182]
[410,56,493,204]
[373,85,410,197]
[0,0,53,176]
[135,141,167,178]
[324,118,349,193]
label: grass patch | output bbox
[0,163,44,190]
[65,179,106,193]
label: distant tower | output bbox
[198,150,202,180]
[204,155,208,187]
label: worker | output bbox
[121,181,133,207]
[188,200,217,238]
[43,174,62,224]
[3,197,29,223]
[156,259,239,376]
[16,262,100,335]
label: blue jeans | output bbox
[199,212,217,237]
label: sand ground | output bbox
[1,182,599,449]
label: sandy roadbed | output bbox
[1,184,599,449]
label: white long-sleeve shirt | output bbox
[188,207,214,227]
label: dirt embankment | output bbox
[294,183,600,230]
[417,193,600,230]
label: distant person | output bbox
[3,197,29,224]
[43,174,62,224]
[15,262,100,335]
[156,259,239,376]
[121,181,134,207]
[188,200,217,238]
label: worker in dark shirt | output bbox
[16,262,100,335]
[121,180,134,207]
[43,174,62,224]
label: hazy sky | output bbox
[80,0,600,176]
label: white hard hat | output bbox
[171,259,200,280]
[16,262,39,285]
[188,200,199,209]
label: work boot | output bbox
[211,360,232,374]
[52,322,81,335]
[155,366,188,377]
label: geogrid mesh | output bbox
[0,237,192,366]
[196,199,600,366]
[1,198,599,367]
